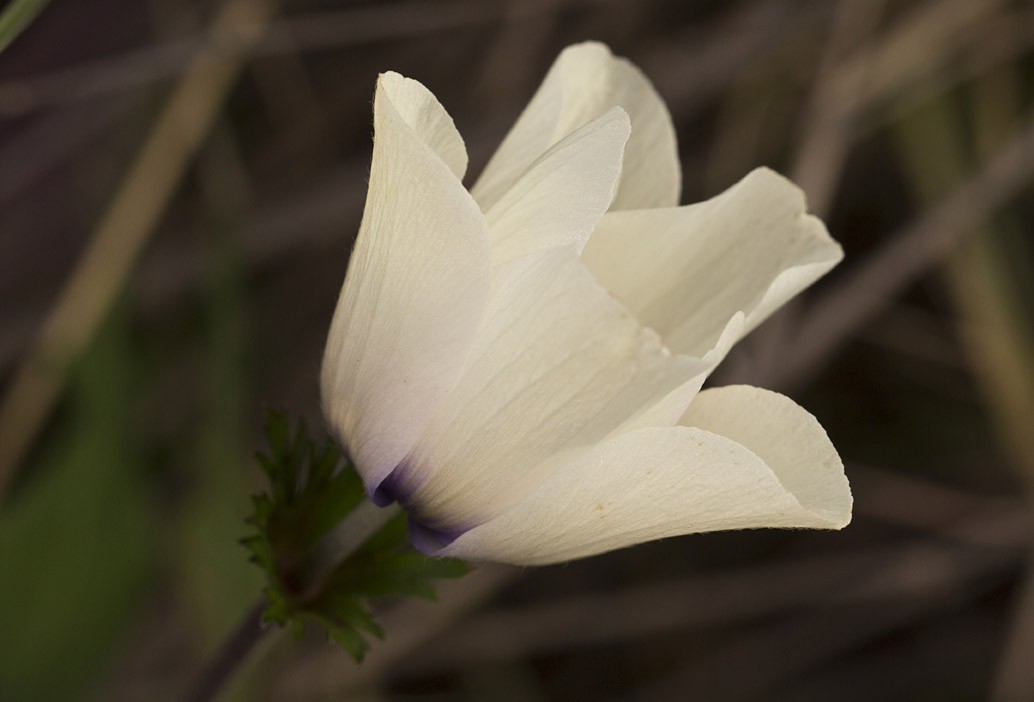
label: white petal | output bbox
[679,385,852,527]
[437,386,850,565]
[321,73,491,494]
[580,167,843,358]
[377,71,468,180]
[611,312,745,433]
[384,249,705,532]
[485,107,629,265]
[471,41,680,212]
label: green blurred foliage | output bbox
[0,0,51,53]
[0,308,154,701]
[176,220,263,648]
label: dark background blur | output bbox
[2,0,1034,700]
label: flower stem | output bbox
[307,500,402,582]
[187,598,268,702]
[186,500,403,701]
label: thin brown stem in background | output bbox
[187,599,268,702]
[778,115,1034,391]
[0,0,275,498]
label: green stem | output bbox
[185,499,402,701]
[187,598,267,702]
[306,500,402,582]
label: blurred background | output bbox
[2,0,1034,700]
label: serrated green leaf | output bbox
[356,511,411,553]
[350,608,384,639]
[324,618,370,661]
[263,583,294,628]
[420,556,471,581]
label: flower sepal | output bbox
[242,410,469,661]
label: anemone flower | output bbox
[321,42,852,566]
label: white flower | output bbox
[321,42,852,566]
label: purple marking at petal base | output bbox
[369,459,479,552]
[370,483,398,507]
[408,518,468,555]
[370,463,413,506]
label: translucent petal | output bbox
[472,41,680,212]
[437,386,850,565]
[321,73,491,494]
[485,107,629,265]
[580,167,843,358]
[385,249,705,532]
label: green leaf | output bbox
[243,413,469,661]
[0,0,51,53]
